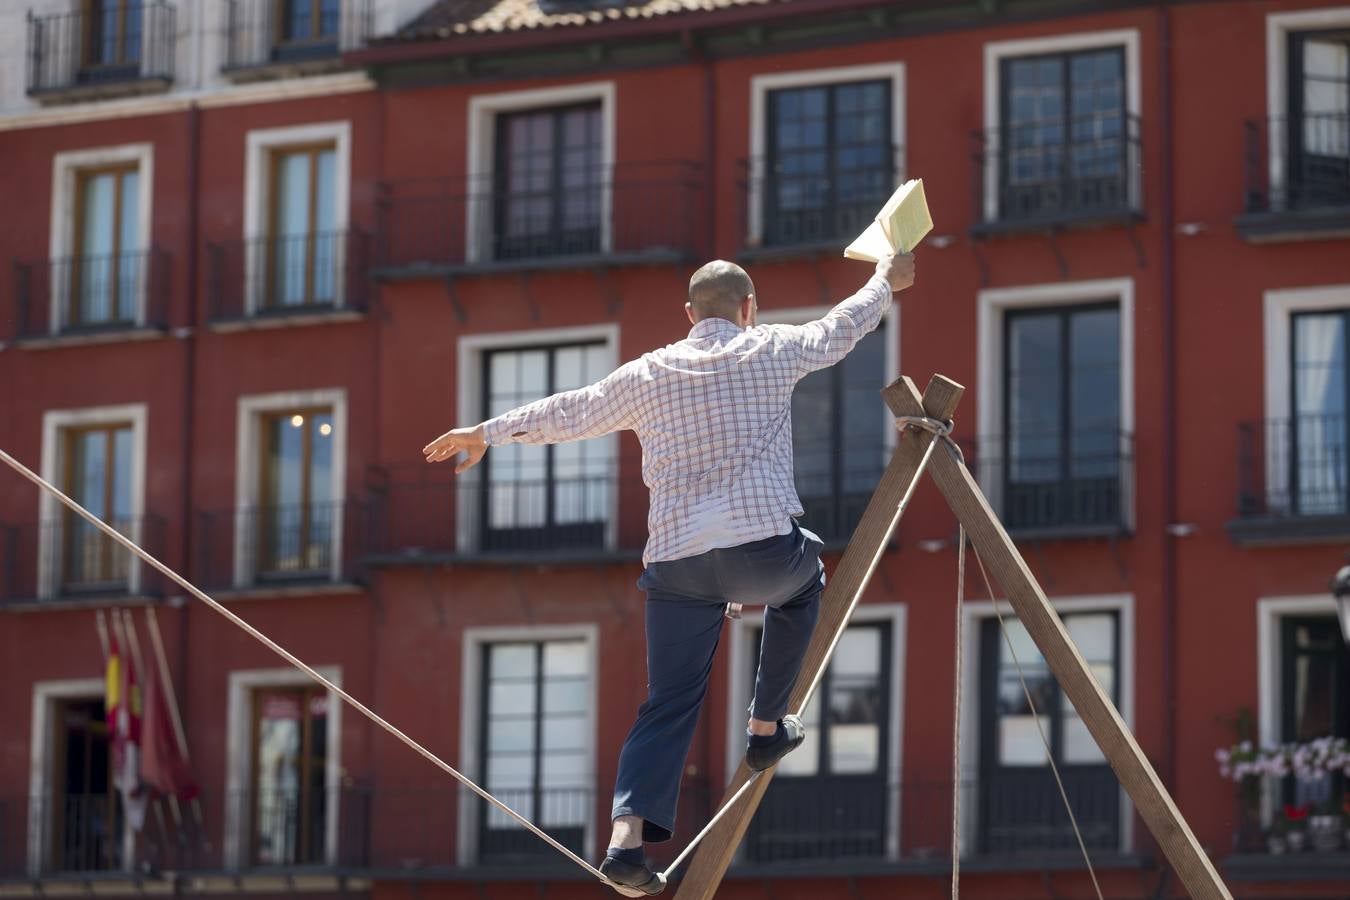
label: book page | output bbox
[843,220,892,263]
[844,178,934,261]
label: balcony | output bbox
[736,146,901,262]
[363,462,642,566]
[963,431,1133,540]
[196,500,367,594]
[971,114,1143,236]
[1230,416,1350,545]
[26,3,176,104]
[1,779,1141,884]
[374,162,700,278]
[1238,113,1350,242]
[12,249,170,346]
[206,229,370,329]
[0,516,166,608]
[222,0,372,82]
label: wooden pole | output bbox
[145,606,208,844]
[886,376,1232,900]
[672,375,964,900]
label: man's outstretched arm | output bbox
[423,361,640,473]
[787,252,915,377]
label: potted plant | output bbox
[1292,736,1348,852]
[1214,717,1264,853]
[1284,803,1311,851]
[1267,809,1288,855]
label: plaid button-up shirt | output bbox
[482,274,893,564]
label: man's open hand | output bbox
[876,251,915,292]
[422,424,488,474]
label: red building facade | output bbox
[1,1,1348,898]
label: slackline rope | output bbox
[2,418,1102,899]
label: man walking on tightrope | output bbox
[423,251,915,894]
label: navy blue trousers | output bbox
[610,523,824,842]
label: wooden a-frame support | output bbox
[672,374,1231,900]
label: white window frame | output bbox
[976,277,1136,529]
[981,29,1142,223]
[38,403,149,600]
[457,623,600,865]
[243,121,352,315]
[1262,283,1350,513]
[724,602,907,860]
[465,81,616,264]
[758,304,901,458]
[746,62,907,249]
[27,678,119,877]
[959,593,1136,856]
[48,143,155,334]
[1265,8,1350,212]
[223,666,343,869]
[1256,593,1340,825]
[234,388,348,587]
[455,324,621,555]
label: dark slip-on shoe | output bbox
[599,856,666,896]
[745,714,807,772]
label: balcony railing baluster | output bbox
[26,3,176,101]
[12,249,169,343]
[223,0,372,76]
[376,162,700,272]
[205,229,369,325]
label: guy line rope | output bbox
[1,418,1098,897]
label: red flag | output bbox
[141,651,199,802]
[106,626,147,830]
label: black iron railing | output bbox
[2,778,1129,880]
[963,431,1132,535]
[973,114,1142,227]
[206,229,369,324]
[738,146,901,251]
[1237,415,1350,518]
[376,162,700,270]
[13,249,170,341]
[1244,113,1350,213]
[196,500,367,590]
[223,0,372,72]
[26,3,176,97]
[0,516,166,605]
[364,463,635,561]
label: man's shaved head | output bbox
[687,260,755,324]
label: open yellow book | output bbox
[843,178,933,262]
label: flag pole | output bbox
[96,609,111,660]
[144,607,207,845]
[109,610,139,873]
[122,610,183,833]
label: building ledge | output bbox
[737,239,847,265]
[1007,523,1132,543]
[1225,514,1350,547]
[728,852,1149,880]
[13,326,169,350]
[0,593,162,614]
[28,76,173,106]
[1235,207,1350,244]
[971,209,1144,238]
[207,580,365,601]
[1224,851,1350,882]
[221,56,347,84]
[207,308,365,333]
[371,248,685,281]
[363,549,642,569]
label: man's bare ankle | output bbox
[747,717,778,737]
[609,814,644,850]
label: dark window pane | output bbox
[764,80,893,246]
